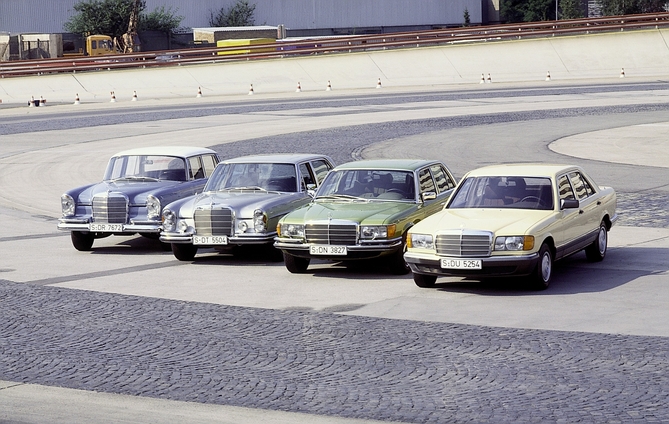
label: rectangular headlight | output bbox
[409,233,434,249]
[494,236,534,251]
[280,223,305,238]
[360,224,396,240]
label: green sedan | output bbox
[274,159,457,274]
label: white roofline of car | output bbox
[113,146,217,157]
[223,154,332,163]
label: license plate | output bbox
[193,235,228,245]
[310,245,347,255]
[89,223,123,232]
[441,258,482,269]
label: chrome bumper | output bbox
[404,251,540,277]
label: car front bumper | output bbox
[57,218,161,233]
[274,238,402,260]
[404,251,540,278]
[160,232,276,245]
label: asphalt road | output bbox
[1,80,668,423]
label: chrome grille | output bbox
[92,194,127,223]
[436,231,492,257]
[194,207,233,236]
[305,223,357,245]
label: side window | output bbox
[188,157,204,180]
[298,163,314,190]
[558,175,575,201]
[569,172,590,200]
[201,155,218,177]
[311,159,333,185]
[418,168,436,194]
[430,164,455,193]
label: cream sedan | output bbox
[404,164,618,290]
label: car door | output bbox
[568,171,600,246]
[416,166,447,218]
[555,173,584,258]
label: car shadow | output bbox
[432,245,668,295]
[89,235,173,255]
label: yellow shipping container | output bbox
[216,38,275,56]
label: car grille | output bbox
[194,207,233,236]
[436,230,492,257]
[305,222,357,245]
[92,193,128,223]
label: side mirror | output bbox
[306,183,317,197]
[560,199,579,210]
[421,191,437,202]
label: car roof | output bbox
[112,146,217,158]
[223,154,332,164]
[464,163,580,178]
[334,159,443,172]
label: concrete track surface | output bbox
[1,79,669,423]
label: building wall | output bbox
[0,0,483,34]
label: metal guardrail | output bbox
[2,12,669,78]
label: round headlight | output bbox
[162,209,176,232]
[61,194,75,217]
[238,221,248,232]
[146,195,161,220]
[254,209,266,232]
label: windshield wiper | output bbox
[227,186,267,191]
[315,194,367,201]
[113,176,159,182]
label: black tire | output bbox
[530,243,553,290]
[284,252,310,273]
[388,237,410,275]
[413,273,437,288]
[71,231,94,251]
[171,243,198,261]
[585,221,607,262]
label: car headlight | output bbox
[254,209,266,232]
[408,233,434,249]
[162,209,176,232]
[279,223,304,238]
[494,236,534,251]
[360,224,396,240]
[146,195,161,220]
[61,194,75,217]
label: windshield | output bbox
[104,155,187,181]
[448,176,554,210]
[316,169,415,201]
[205,163,298,192]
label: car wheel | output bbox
[530,243,553,290]
[585,221,607,262]
[71,231,94,251]
[388,237,410,275]
[413,273,437,288]
[171,243,198,261]
[284,253,310,273]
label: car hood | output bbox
[286,200,416,225]
[179,190,306,218]
[417,208,555,235]
[74,180,186,204]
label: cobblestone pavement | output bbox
[2,86,669,422]
[2,280,669,423]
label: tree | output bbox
[501,0,529,22]
[463,8,471,26]
[210,0,256,27]
[560,0,585,19]
[65,0,183,37]
[140,6,184,33]
[64,0,146,39]
[597,0,667,15]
